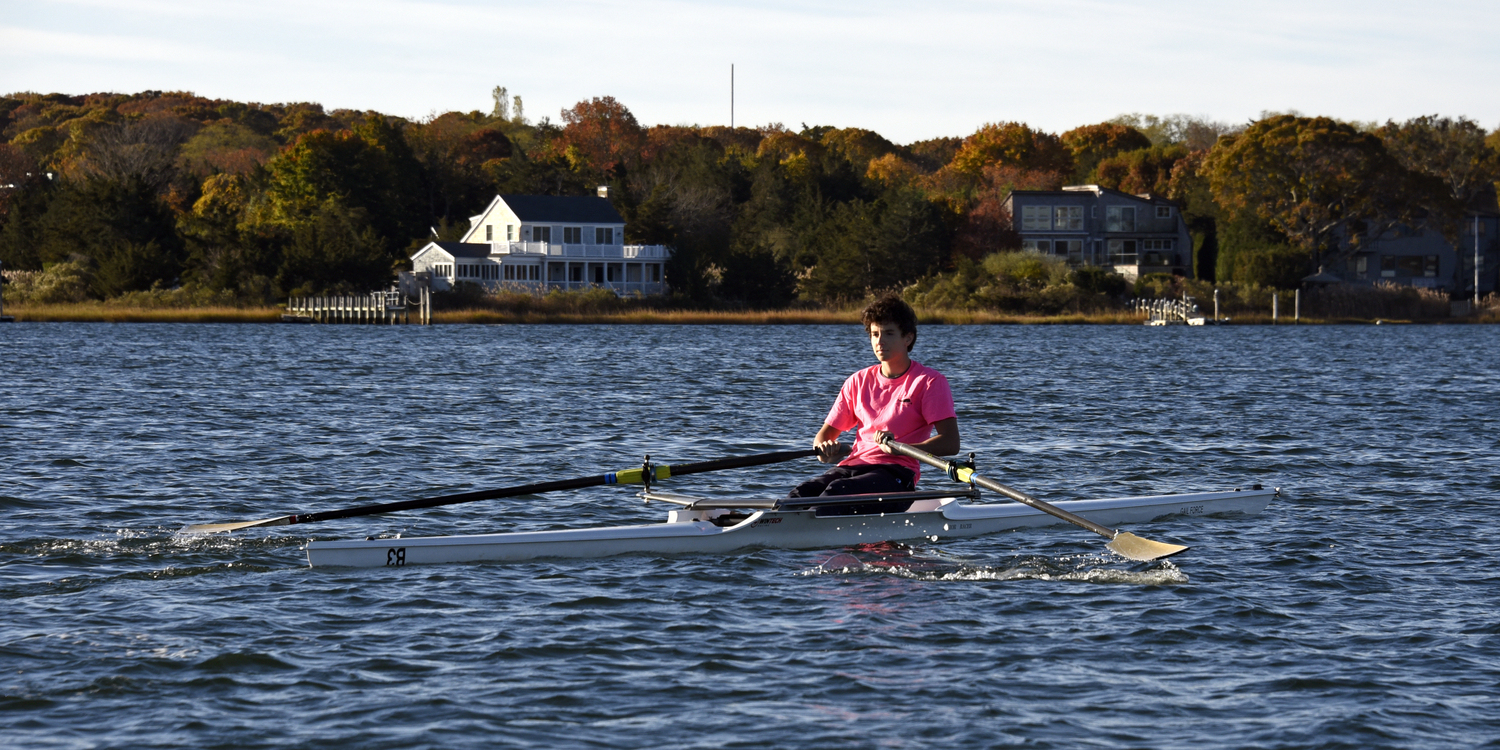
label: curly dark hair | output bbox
[860,293,917,352]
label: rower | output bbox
[789,293,961,498]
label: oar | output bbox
[181,448,818,534]
[879,438,1188,561]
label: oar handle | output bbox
[881,438,1119,540]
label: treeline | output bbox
[1,89,1497,308]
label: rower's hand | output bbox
[874,431,895,453]
[815,440,849,464]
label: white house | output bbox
[409,190,671,295]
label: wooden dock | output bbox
[284,289,431,324]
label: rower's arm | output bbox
[813,423,849,463]
[898,417,960,457]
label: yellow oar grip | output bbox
[953,466,975,483]
[608,465,673,485]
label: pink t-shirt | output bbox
[824,360,956,481]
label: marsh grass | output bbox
[6,303,283,323]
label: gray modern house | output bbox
[1339,208,1498,296]
[1004,185,1193,280]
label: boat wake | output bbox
[802,544,1187,585]
[0,529,308,599]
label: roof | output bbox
[1007,185,1180,206]
[500,195,624,224]
[1302,267,1344,285]
[419,242,491,259]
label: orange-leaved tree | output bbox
[950,122,1073,179]
[557,96,645,185]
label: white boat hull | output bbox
[303,487,1277,568]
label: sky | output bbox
[3,0,1498,144]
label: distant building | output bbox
[1004,185,1193,281]
[408,190,671,295]
[1338,209,1498,296]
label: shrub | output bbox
[4,260,96,304]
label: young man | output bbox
[789,294,960,498]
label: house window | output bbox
[1155,206,1172,219]
[596,227,614,245]
[1107,239,1138,264]
[1053,206,1083,231]
[1021,205,1051,231]
[485,225,493,241]
[652,265,662,282]
[1106,206,1136,232]
[563,227,582,244]
[1142,240,1173,266]
[504,265,514,280]
[507,224,515,241]
[531,226,551,243]
[1381,255,1439,277]
[1055,239,1083,262]
[1022,239,1052,253]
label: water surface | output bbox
[3,322,1497,749]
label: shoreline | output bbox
[0,303,1485,325]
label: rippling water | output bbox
[3,322,1498,749]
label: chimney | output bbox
[597,185,609,198]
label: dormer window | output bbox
[1156,206,1172,219]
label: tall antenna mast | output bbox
[731,64,735,128]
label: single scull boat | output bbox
[303,485,1277,568]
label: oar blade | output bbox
[178,516,294,535]
[1107,531,1189,561]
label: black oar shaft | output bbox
[283,448,818,526]
[664,448,818,479]
[291,475,609,525]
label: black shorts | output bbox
[788,463,915,498]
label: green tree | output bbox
[28,177,185,296]
[950,122,1073,178]
[1377,115,1500,239]
[1092,144,1188,196]
[1203,115,1410,269]
[176,120,278,179]
[254,116,427,249]
[1110,113,1239,151]
[1061,122,1152,182]
[275,201,392,295]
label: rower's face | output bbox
[869,323,912,362]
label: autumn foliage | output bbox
[2,89,1497,308]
